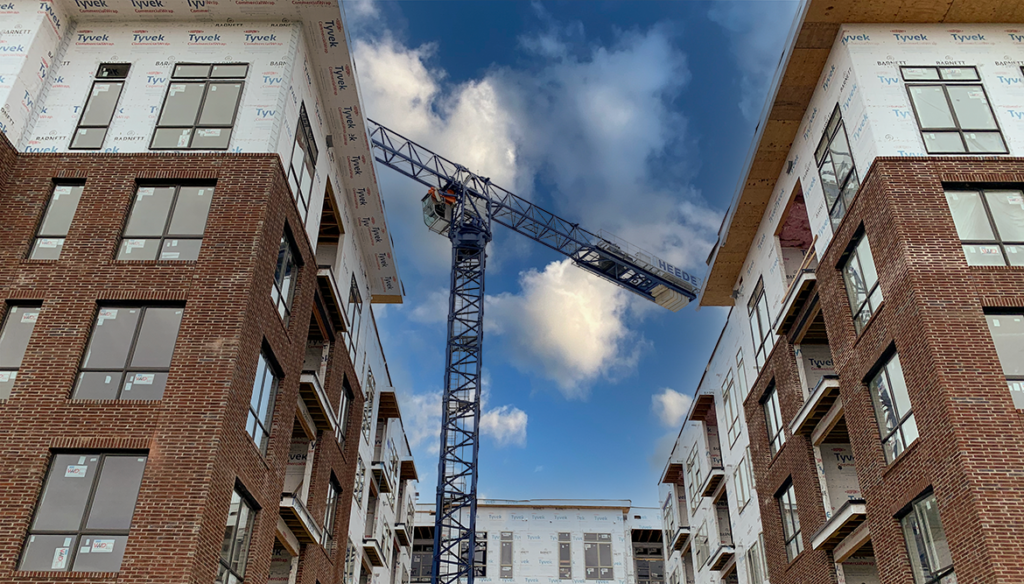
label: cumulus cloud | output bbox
[403,390,443,454]
[480,405,529,447]
[708,1,802,121]
[487,259,641,398]
[652,388,692,428]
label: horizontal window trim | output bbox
[904,81,1008,155]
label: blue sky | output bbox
[347,0,800,508]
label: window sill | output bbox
[19,258,61,265]
[882,438,921,479]
[66,398,162,405]
[11,571,118,580]
[967,264,1024,271]
[112,259,198,265]
[852,301,885,347]
[766,440,788,470]
[782,548,808,572]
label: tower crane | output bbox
[366,121,701,584]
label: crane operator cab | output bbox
[422,187,455,235]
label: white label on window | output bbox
[51,547,69,569]
[97,309,117,326]
[79,546,90,553]
[104,375,112,384]
[968,90,984,99]
[982,247,999,255]
[21,311,38,323]
[134,373,155,385]
[993,319,1001,327]
[169,240,178,247]
[198,189,205,196]
[125,239,147,251]
[37,238,60,248]
[196,129,222,137]
[77,457,86,464]
[161,251,180,259]
[1009,195,1023,205]
[0,372,10,382]
[177,131,190,147]
[54,186,73,199]
[65,465,88,478]
[169,84,186,95]
[92,539,115,553]
[138,187,154,198]
[95,84,110,93]
[123,382,132,392]
[210,85,217,91]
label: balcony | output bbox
[811,499,867,551]
[395,522,411,547]
[372,461,394,493]
[299,371,337,434]
[316,266,348,334]
[774,269,817,337]
[363,536,385,567]
[280,493,323,545]
[378,385,402,420]
[401,457,419,482]
[708,543,735,571]
[670,526,691,551]
[790,375,841,438]
[699,466,725,498]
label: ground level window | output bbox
[20,453,147,572]
[583,533,612,580]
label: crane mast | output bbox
[366,121,700,584]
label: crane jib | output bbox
[364,119,701,584]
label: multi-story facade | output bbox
[412,500,665,584]
[0,0,418,583]
[660,1,1024,584]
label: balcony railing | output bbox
[280,493,323,545]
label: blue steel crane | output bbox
[366,120,701,584]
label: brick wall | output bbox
[742,336,838,584]
[0,130,365,583]
[812,157,1024,584]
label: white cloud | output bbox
[487,259,641,398]
[708,1,802,121]
[403,390,443,454]
[480,405,528,447]
[534,465,544,473]
[408,287,449,324]
[651,388,692,428]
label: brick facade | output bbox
[745,157,1024,584]
[0,130,365,583]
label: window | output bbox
[763,384,785,456]
[19,453,147,572]
[558,532,572,579]
[71,64,130,149]
[869,352,918,463]
[217,488,256,584]
[345,540,359,584]
[271,231,299,324]
[734,456,752,511]
[323,477,341,547]
[362,370,375,444]
[412,540,433,583]
[736,349,748,397]
[777,481,802,561]
[246,351,280,454]
[30,184,84,259]
[633,544,664,584]
[353,459,366,507]
[74,306,184,400]
[500,531,513,578]
[460,532,487,577]
[944,189,1024,266]
[902,66,1005,154]
[336,374,354,443]
[151,63,247,150]
[841,231,883,333]
[900,492,955,584]
[815,105,861,228]
[692,523,709,568]
[745,534,767,584]
[0,304,41,398]
[723,370,741,446]
[685,443,702,511]
[289,104,319,223]
[985,313,1024,408]
[117,185,214,261]
[583,533,612,580]
[748,279,775,370]
[346,276,363,362]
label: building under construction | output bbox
[659,1,1024,584]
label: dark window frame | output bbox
[898,490,955,584]
[500,531,513,578]
[867,350,918,463]
[246,348,281,454]
[747,278,775,370]
[73,304,185,401]
[839,228,883,334]
[70,63,131,150]
[30,182,86,260]
[336,373,354,444]
[558,532,572,580]
[459,532,487,577]
[814,104,861,228]
[288,103,319,224]
[761,383,786,457]
[271,229,301,324]
[984,311,1024,408]
[944,187,1024,266]
[19,451,148,573]
[583,532,613,580]
[150,63,248,151]
[218,485,257,583]
[346,275,363,362]
[117,183,216,262]
[901,66,1007,155]
[776,480,802,562]
[323,476,341,550]
[0,302,43,398]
